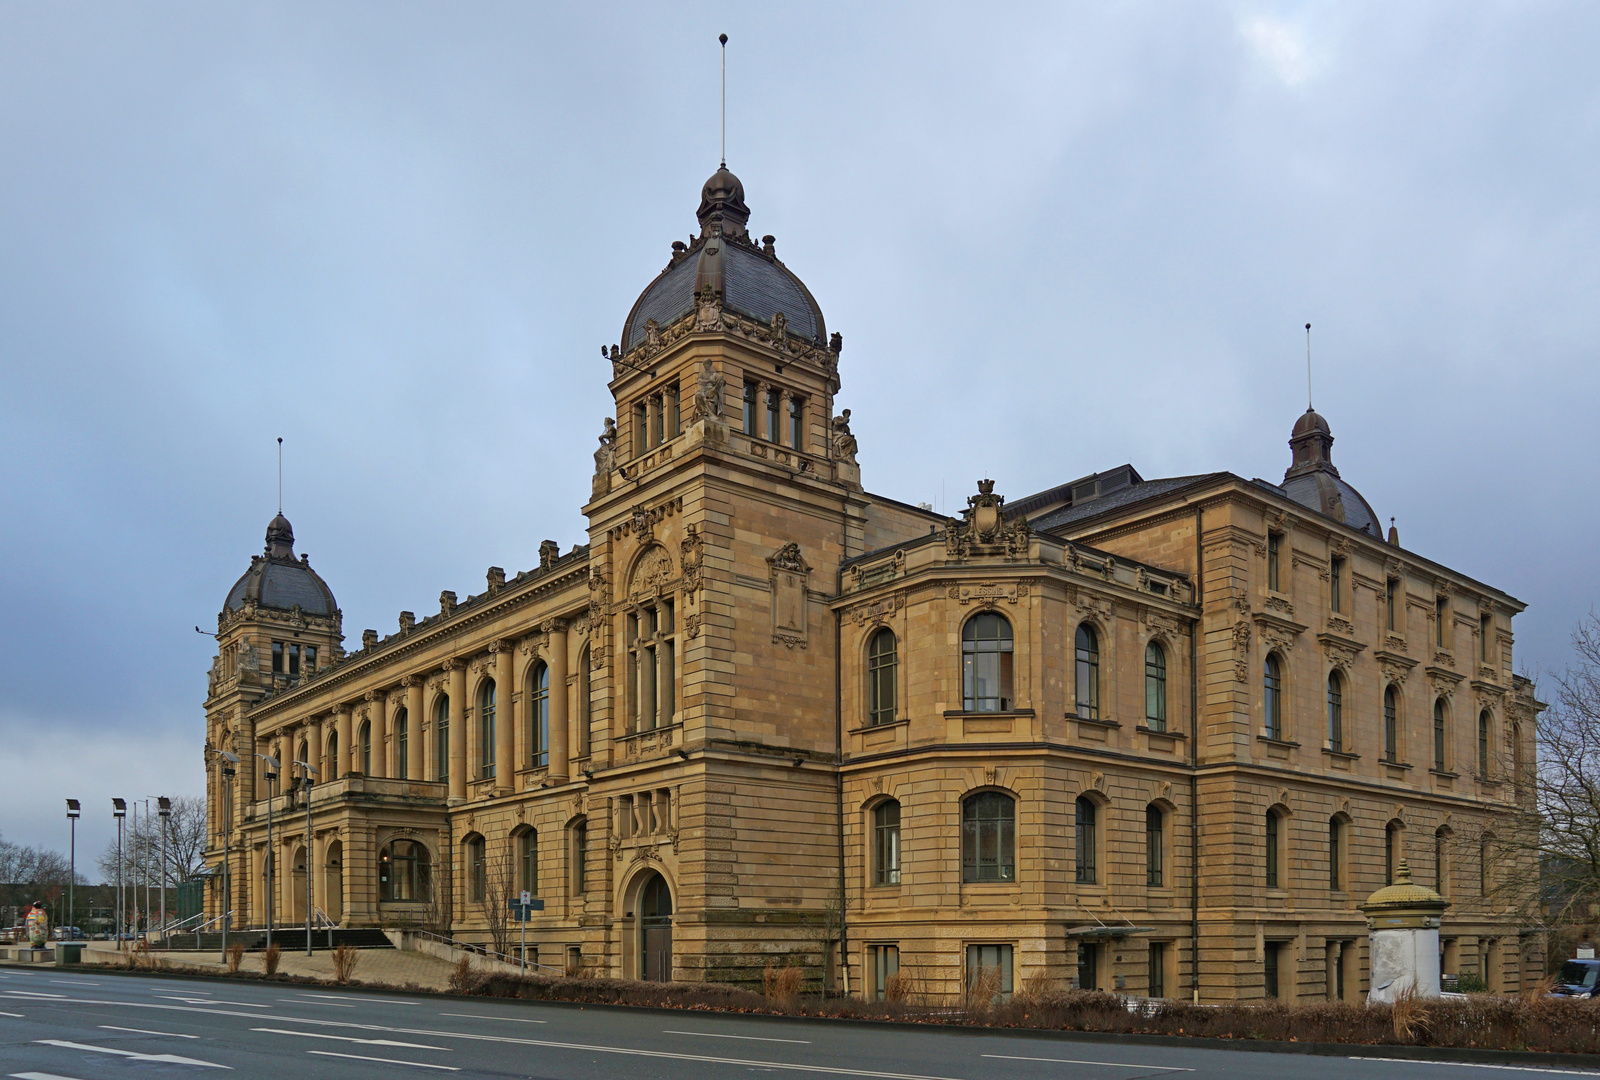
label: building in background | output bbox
[202,165,1540,999]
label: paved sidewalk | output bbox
[78,942,460,990]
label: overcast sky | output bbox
[3,3,1597,868]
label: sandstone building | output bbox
[202,165,1541,1001]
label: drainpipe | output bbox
[1190,505,1203,1003]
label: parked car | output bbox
[50,926,86,941]
[1550,959,1600,997]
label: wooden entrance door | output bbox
[639,873,672,982]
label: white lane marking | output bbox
[100,1024,201,1039]
[9,993,969,1080]
[13,1073,97,1080]
[305,1051,458,1071]
[47,981,100,988]
[4,992,66,999]
[32,1039,231,1069]
[297,992,420,1005]
[157,996,271,1007]
[664,1029,812,1044]
[279,998,355,1007]
[253,1027,448,1050]
[0,1010,24,1017]
[1351,1059,1600,1076]
[437,1012,546,1024]
[984,1054,1194,1071]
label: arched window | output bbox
[378,840,431,903]
[571,819,588,895]
[327,730,338,777]
[1433,699,1447,771]
[1383,686,1399,763]
[1326,671,1344,752]
[873,800,901,886]
[1478,710,1492,776]
[962,614,1014,713]
[1076,796,1098,884]
[867,628,898,727]
[1263,654,1284,741]
[296,740,309,779]
[464,834,486,902]
[515,828,537,896]
[479,679,497,779]
[1145,804,1164,887]
[434,695,450,784]
[358,721,371,775]
[1075,624,1100,719]
[529,662,550,768]
[577,647,592,759]
[1329,816,1346,891]
[1265,808,1283,889]
[1385,820,1405,885]
[1144,642,1167,732]
[961,792,1015,883]
[394,708,409,780]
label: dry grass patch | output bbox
[332,943,360,984]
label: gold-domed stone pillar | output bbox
[1359,860,1450,1003]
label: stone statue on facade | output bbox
[594,417,617,473]
[831,409,858,463]
[693,360,725,421]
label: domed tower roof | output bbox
[619,167,826,354]
[224,512,338,616]
[1281,407,1381,538]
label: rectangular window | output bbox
[1146,806,1163,888]
[1076,942,1099,991]
[304,646,317,672]
[868,945,900,1001]
[766,390,780,442]
[788,395,805,449]
[1267,532,1282,592]
[1266,813,1280,889]
[271,641,284,674]
[1436,596,1449,648]
[1386,578,1399,632]
[572,821,587,894]
[649,395,663,448]
[288,644,301,676]
[1148,942,1167,998]
[397,721,408,780]
[1329,557,1343,613]
[666,389,680,439]
[874,803,901,886]
[578,654,591,758]
[662,639,675,723]
[966,944,1014,1001]
[1329,820,1342,890]
[1480,614,1493,662]
[1264,943,1281,998]
[436,717,449,784]
[642,644,658,731]
[743,381,758,435]
[634,401,648,456]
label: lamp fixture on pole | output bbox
[65,800,79,942]
[157,797,171,949]
[219,751,239,961]
[111,799,127,949]
[294,761,317,956]
[257,754,280,951]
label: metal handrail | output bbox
[310,907,339,929]
[405,927,565,975]
[190,910,235,935]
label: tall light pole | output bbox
[111,799,126,948]
[256,754,279,950]
[219,752,238,962]
[294,761,317,956]
[65,800,79,940]
[157,797,171,948]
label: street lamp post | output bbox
[65,800,79,941]
[294,762,317,956]
[219,752,238,962]
[257,754,279,951]
[111,799,126,949]
[157,797,171,949]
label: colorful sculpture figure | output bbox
[25,902,48,949]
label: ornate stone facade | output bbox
[202,167,1540,1001]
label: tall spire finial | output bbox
[719,33,728,168]
[1305,322,1313,411]
[277,436,283,514]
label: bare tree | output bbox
[95,796,207,887]
[1534,614,1600,931]
[0,834,77,917]
[477,842,516,958]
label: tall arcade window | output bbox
[1383,686,1399,763]
[962,614,1013,713]
[358,721,371,775]
[378,840,431,903]
[577,648,592,759]
[478,679,497,779]
[465,834,486,902]
[961,792,1015,883]
[1433,699,1448,771]
[867,628,898,726]
[1266,809,1283,889]
[873,801,901,886]
[1144,642,1167,731]
[1478,710,1492,776]
[1326,672,1344,752]
[434,695,450,784]
[629,598,677,732]
[1074,624,1100,719]
[1145,804,1164,887]
[1263,654,1284,741]
[395,708,409,780]
[529,662,550,768]
[516,828,537,896]
[1075,797,1098,884]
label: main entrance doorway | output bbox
[639,872,672,982]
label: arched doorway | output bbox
[323,840,344,924]
[290,846,308,923]
[639,872,672,982]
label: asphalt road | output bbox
[0,965,1594,1080]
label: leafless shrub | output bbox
[449,955,477,993]
[762,961,804,1005]
[332,943,359,984]
[1013,970,1054,1007]
[883,968,914,1004]
[962,965,1003,1018]
[1391,987,1427,1041]
[225,942,244,974]
[262,943,281,977]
